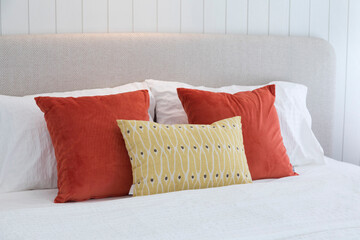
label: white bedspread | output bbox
[1,158,360,240]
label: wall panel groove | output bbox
[309,0,330,40]
[81,0,84,33]
[29,0,56,34]
[0,0,2,35]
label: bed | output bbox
[1,33,359,239]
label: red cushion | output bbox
[35,90,150,203]
[177,85,296,180]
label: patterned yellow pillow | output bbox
[117,116,252,196]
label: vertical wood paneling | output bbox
[181,0,203,33]
[56,0,82,33]
[109,0,133,32]
[248,0,269,35]
[226,0,247,34]
[83,0,107,33]
[310,0,330,40]
[158,0,180,33]
[133,0,157,32]
[269,0,289,35]
[329,0,349,161]
[343,0,360,166]
[204,0,226,33]
[1,0,28,35]
[29,0,56,34]
[289,0,310,36]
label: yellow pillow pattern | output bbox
[117,116,252,196]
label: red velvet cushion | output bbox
[35,90,150,203]
[177,85,296,180]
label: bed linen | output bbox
[0,81,155,194]
[146,79,324,167]
[0,157,359,240]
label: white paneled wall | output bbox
[1,0,28,34]
[57,0,82,33]
[226,0,247,34]
[248,0,269,35]
[204,0,225,34]
[181,0,203,33]
[343,0,360,166]
[289,0,310,36]
[0,0,359,165]
[269,0,289,35]
[133,0,157,32]
[29,0,56,34]
[83,0,107,33]
[158,0,180,33]
[108,0,133,33]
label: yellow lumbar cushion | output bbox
[117,116,252,196]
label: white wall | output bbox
[0,0,359,165]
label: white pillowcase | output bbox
[146,79,324,167]
[0,82,155,193]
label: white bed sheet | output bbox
[1,157,360,240]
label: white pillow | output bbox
[146,79,324,166]
[0,81,155,193]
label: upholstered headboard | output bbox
[0,33,335,155]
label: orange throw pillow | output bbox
[35,90,150,203]
[177,85,297,180]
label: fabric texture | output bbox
[117,117,252,196]
[177,86,297,180]
[1,158,359,240]
[146,79,324,166]
[35,90,150,203]
[0,81,155,194]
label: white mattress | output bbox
[1,157,360,240]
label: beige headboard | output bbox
[0,33,336,155]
